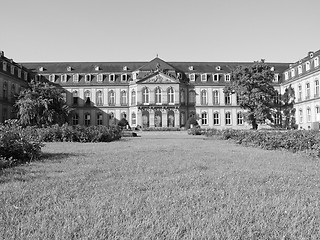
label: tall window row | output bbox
[296,78,320,102]
[142,87,175,105]
[199,112,244,126]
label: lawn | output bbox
[1,132,320,239]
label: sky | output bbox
[1,0,320,63]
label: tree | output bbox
[15,81,70,127]
[225,60,277,129]
[280,85,296,129]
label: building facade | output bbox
[2,49,320,130]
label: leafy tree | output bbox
[225,60,277,129]
[280,85,296,129]
[15,81,70,127]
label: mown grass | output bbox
[1,133,320,239]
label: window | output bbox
[189,73,195,81]
[315,79,319,97]
[200,89,207,105]
[168,87,174,104]
[131,90,136,105]
[314,57,319,68]
[189,90,196,104]
[121,74,127,82]
[108,90,115,105]
[3,82,8,100]
[213,112,220,125]
[121,112,127,119]
[61,74,67,82]
[10,65,14,75]
[3,62,7,71]
[274,91,279,104]
[95,66,100,71]
[274,112,281,125]
[11,84,15,101]
[201,74,207,81]
[237,112,243,125]
[67,66,72,71]
[316,106,320,114]
[225,74,230,81]
[298,65,302,74]
[73,90,79,105]
[18,69,21,78]
[298,84,302,101]
[109,74,115,82]
[73,74,79,82]
[285,72,289,80]
[201,112,208,125]
[273,74,279,82]
[85,74,91,82]
[213,90,219,105]
[97,74,103,82]
[49,74,55,82]
[225,112,231,125]
[299,109,303,123]
[306,61,311,71]
[307,107,311,122]
[213,74,219,81]
[142,87,149,104]
[97,113,103,125]
[72,114,79,125]
[155,87,162,104]
[96,90,103,106]
[131,112,136,125]
[306,82,310,99]
[84,90,91,105]
[225,92,231,105]
[84,113,91,126]
[120,90,127,105]
[23,72,28,81]
[291,68,295,78]
[180,89,185,104]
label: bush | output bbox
[185,117,199,129]
[0,120,43,169]
[142,127,181,131]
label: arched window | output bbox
[189,90,196,104]
[84,90,91,105]
[97,112,103,125]
[213,112,220,125]
[131,90,136,106]
[201,112,208,125]
[225,112,231,125]
[84,113,91,126]
[201,89,207,105]
[168,87,174,104]
[131,112,136,125]
[72,113,79,125]
[237,112,243,125]
[155,87,162,104]
[73,90,78,105]
[142,87,149,104]
[96,90,103,106]
[108,90,115,105]
[120,90,127,106]
[213,90,219,105]
[180,89,185,104]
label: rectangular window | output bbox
[315,80,319,97]
[121,74,127,81]
[18,69,22,78]
[291,69,295,78]
[201,74,207,81]
[109,74,115,82]
[306,83,310,99]
[85,74,91,82]
[201,112,208,125]
[11,65,15,75]
[298,65,302,74]
[273,74,279,82]
[225,93,231,105]
[49,74,55,82]
[237,112,243,125]
[213,74,219,81]
[285,72,289,80]
[61,74,67,82]
[225,112,231,125]
[189,73,195,81]
[73,74,79,82]
[213,112,220,125]
[225,74,230,81]
[97,74,103,82]
[3,62,7,71]
[306,61,311,71]
[314,57,319,68]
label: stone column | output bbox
[174,109,180,127]
[137,109,142,127]
[162,109,168,127]
[149,109,155,127]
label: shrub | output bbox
[142,127,181,131]
[185,117,199,129]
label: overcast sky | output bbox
[1,0,320,63]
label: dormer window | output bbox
[315,57,319,68]
[109,73,115,82]
[123,66,128,71]
[97,74,103,82]
[189,73,195,81]
[85,74,91,82]
[3,62,7,71]
[309,52,314,58]
[273,74,279,82]
[225,74,230,81]
[213,74,219,81]
[189,66,194,71]
[24,72,28,81]
[49,74,55,82]
[10,65,15,75]
[201,73,207,81]
[39,67,44,72]
[216,66,221,71]
[270,67,275,71]
[306,61,311,71]
[132,72,137,80]
[121,74,127,82]
[67,66,72,71]
[298,65,302,74]
[177,72,182,79]
[95,66,100,71]
[18,69,21,78]
[291,68,295,78]
[61,74,67,82]
[284,72,289,80]
[73,74,79,82]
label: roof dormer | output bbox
[189,66,194,71]
[216,66,221,71]
[95,66,100,71]
[123,66,128,71]
[67,66,72,71]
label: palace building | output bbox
[1,49,320,130]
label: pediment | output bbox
[137,72,179,84]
